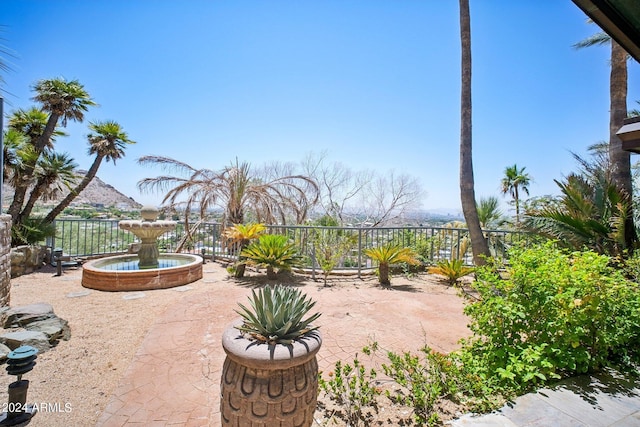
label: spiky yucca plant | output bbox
[364,244,420,286]
[428,259,474,286]
[241,234,301,279]
[235,285,321,345]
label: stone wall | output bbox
[10,245,48,279]
[0,215,11,308]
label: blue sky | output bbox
[2,1,639,213]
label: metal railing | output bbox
[49,219,531,273]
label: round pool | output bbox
[82,253,203,292]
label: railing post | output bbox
[310,238,316,281]
[212,223,217,261]
[49,220,56,253]
[357,228,363,279]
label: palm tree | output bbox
[459,0,490,265]
[30,78,95,153]
[574,32,636,251]
[43,120,134,224]
[9,107,65,149]
[137,156,319,226]
[476,196,505,229]
[8,78,95,223]
[525,144,629,256]
[364,244,420,286]
[500,164,531,225]
[2,128,28,183]
[17,152,78,223]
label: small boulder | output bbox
[2,303,56,328]
[0,343,11,361]
[0,331,50,353]
[24,317,71,342]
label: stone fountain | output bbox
[81,206,203,292]
[118,206,176,269]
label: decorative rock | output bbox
[123,292,146,300]
[2,303,56,328]
[0,303,71,351]
[0,343,10,360]
[0,331,50,353]
[66,291,92,298]
[24,317,71,342]
[10,245,48,278]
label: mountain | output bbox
[2,170,142,210]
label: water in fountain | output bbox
[81,206,203,291]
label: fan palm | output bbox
[18,152,78,222]
[501,164,531,225]
[137,156,319,226]
[8,78,94,223]
[477,196,510,258]
[2,128,29,183]
[476,196,505,229]
[525,145,630,256]
[8,107,65,150]
[574,31,636,250]
[31,78,95,152]
[459,0,490,265]
[44,120,135,223]
[364,244,420,286]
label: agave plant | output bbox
[241,234,301,279]
[235,285,321,345]
[364,243,420,286]
[428,259,474,287]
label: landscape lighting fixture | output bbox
[0,346,38,426]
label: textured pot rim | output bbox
[222,318,322,370]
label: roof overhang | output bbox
[571,0,640,63]
[617,116,640,153]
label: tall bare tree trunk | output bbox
[609,41,636,251]
[459,0,490,265]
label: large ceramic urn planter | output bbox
[220,318,322,426]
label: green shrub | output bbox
[318,357,381,426]
[11,216,57,246]
[382,346,459,426]
[460,242,640,393]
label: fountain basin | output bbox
[82,253,203,292]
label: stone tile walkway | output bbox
[450,371,640,427]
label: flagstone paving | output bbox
[450,371,640,427]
